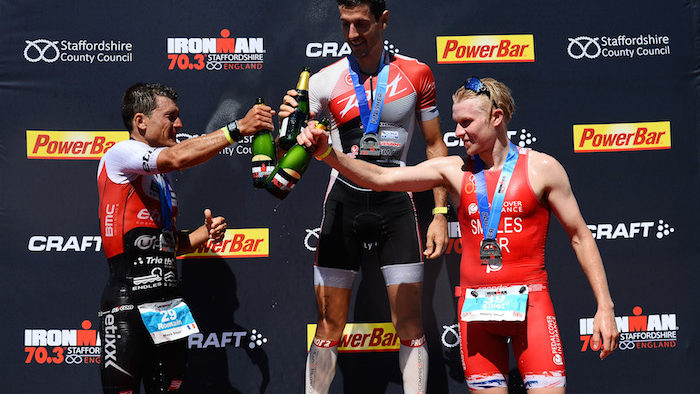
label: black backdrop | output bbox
[1,0,698,392]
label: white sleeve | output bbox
[101,140,166,184]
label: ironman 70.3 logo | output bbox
[167,29,265,71]
[25,320,101,366]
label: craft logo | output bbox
[179,228,269,259]
[306,39,399,58]
[579,306,678,352]
[437,35,535,64]
[188,329,268,349]
[23,38,133,64]
[25,320,101,366]
[588,219,674,240]
[26,131,128,160]
[444,128,536,148]
[567,34,671,60]
[306,323,401,353]
[28,235,102,252]
[167,29,265,71]
[573,121,670,152]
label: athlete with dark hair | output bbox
[280,1,448,392]
[298,77,619,393]
[97,82,274,393]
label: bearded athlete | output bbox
[97,83,274,393]
[280,1,449,392]
[298,77,619,393]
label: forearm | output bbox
[158,129,231,172]
[571,231,615,310]
[175,226,209,256]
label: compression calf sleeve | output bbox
[399,336,428,394]
[305,339,338,394]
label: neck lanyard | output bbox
[347,50,389,136]
[473,143,519,240]
[155,174,174,231]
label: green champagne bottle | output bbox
[265,119,329,200]
[277,67,311,151]
[251,97,277,188]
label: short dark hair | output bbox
[336,0,386,21]
[121,83,178,132]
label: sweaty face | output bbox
[452,96,496,156]
[339,4,386,60]
[141,96,182,148]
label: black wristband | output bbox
[226,120,243,142]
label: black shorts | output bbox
[316,178,423,271]
[99,286,187,394]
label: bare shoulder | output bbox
[527,149,571,198]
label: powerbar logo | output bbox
[188,329,268,349]
[26,131,128,159]
[306,323,400,353]
[167,29,264,71]
[580,306,678,352]
[179,228,269,259]
[25,320,100,365]
[588,219,674,240]
[573,121,670,152]
[437,35,534,64]
[567,34,671,60]
[23,38,133,64]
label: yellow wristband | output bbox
[432,207,448,215]
[315,146,332,160]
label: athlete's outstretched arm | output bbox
[176,209,227,256]
[419,116,449,259]
[157,104,275,172]
[535,153,619,359]
[298,122,448,193]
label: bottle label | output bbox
[279,117,289,137]
[251,160,275,179]
[270,169,299,192]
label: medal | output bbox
[479,238,502,266]
[359,133,381,158]
[159,230,176,253]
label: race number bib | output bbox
[137,298,199,344]
[460,285,529,322]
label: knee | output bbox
[393,316,424,341]
[315,315,348,340]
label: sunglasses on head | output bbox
[463,76,498,108]
[463,77,490,97]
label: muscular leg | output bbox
[306,283,353,394]
[384,262,427,394]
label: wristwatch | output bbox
[225,120,243,143]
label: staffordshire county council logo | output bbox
[23,38,134,64]
[567,34,671,60]
[24,39,60,62]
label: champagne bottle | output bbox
[251,97,276,188]
[265,119,329,200]
[277,67,311,151]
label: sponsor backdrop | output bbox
[1,0,698,392]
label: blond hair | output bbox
[452,78,515,125]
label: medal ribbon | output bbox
[473,143,519,240]
[347,50,390,136]
[155,174,174,231]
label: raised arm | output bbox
[532,152,619,359]
[157,104,275,172]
